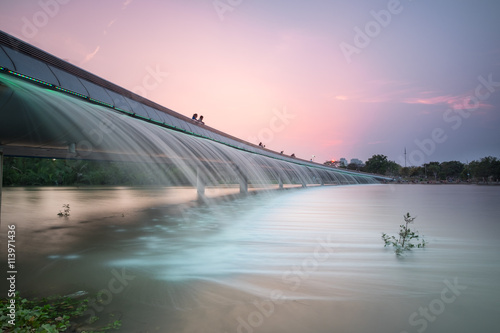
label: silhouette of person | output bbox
[198,115,204,124]
[291,153,295,158]
[192,113,198,120]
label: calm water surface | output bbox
[1,184,499,333]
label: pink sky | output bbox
[1,0,499,165]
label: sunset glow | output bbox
[1,0,499,165]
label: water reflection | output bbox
[1,184,499,332]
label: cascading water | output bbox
[0,71,379,192]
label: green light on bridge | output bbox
[54,86,87,99]
[150,119,164,125]
[89,97,113,108]
[134,114,150,121]
[8,70,53,87]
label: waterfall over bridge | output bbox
[0,30,392,208]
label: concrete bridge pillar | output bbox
[278,176,283,190]
[196,167,205,197]
[232,164,248,194]
[239,176,248,194]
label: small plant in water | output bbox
[382,212,426,255]
[57,204,70,217]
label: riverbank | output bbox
[389,180,500,185]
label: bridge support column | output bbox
[278,176,283,190]
[196,167,205,197]
[320,177,324,186]
[239,176,248,194]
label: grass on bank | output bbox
[0,292,121,333]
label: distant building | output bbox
[350,158,364,166]
[339,158,348,167]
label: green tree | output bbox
[400,167,410,177]
[408,166,424,178]
[364,154,389,174]
[439,161,464,180]
[347,162,360,171]
[386,161,401,176]
[470,156,500,182]
[424,162,440,180]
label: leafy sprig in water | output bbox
[382,213,426,255]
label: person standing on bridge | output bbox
[198,115,204,124]
[192,113,198,120]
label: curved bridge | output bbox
[0,30,392,203]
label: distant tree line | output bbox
[325,154,500,182]
[3,154,499,187]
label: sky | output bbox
[1,0,500,166]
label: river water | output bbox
[1,184,499,333]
